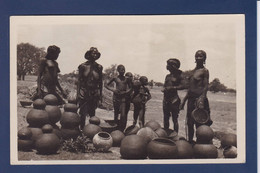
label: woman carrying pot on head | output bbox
[77,47,103,130]
[32,45,67,105]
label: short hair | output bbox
[117,64,125,71]
[195,50,207,61]
[167,58,180,69]
[125,72,133,78]
[139,76,148,83]
[45,45,61,60]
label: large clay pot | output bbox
[18,139,33,151]
[89,116,101,125]
[28,127,43,142]
[43,94,58,106]
[99,121,118,134]
[120,135,148,159]
[64,103,78,113]
[93,132,113,152]
[193,144,218,158]
[26,100,49,127]
[145,120,161,131]
[221,133,237,148]
[137,127,158,143]
[61,127,80,140]
[18,127,32,140]
[82,124,102,139]
[175,140,194,159]
[35,124,60,154]
[124,125,140,136]
[52,124,62,139]
[223,146,237,158]
[147,138,178,159]
[60,112,80,129]
[196,125,214,144]
[110,130,125,147]
[155,128,168,138]
[45,105,62,124]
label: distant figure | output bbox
[105,65,132,131]
[180,50,213,143]
[131,76,151,128]
[77,47,103,129]
[161,58,183,133]
[32,45,67,105]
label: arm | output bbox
[179,92,189,110]
[197,69,209,109]
[105,78,117,93]
[55,65,67,98]
[98,65,103,102]
[36,59,45,98]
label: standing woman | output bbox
[77,47,103,129]
[32,45,67,105]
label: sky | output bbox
[14,15,245,89]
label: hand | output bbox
[197,97,205,109]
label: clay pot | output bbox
[43,94,58,106]
[221,133,237,148]
[124,125,140,136]
[52,124,62,139]
[193,144,218,158]
[60,112,80,129]
[110,130,125,147]
[61,127,80,140]
[168,135,186,141]
[26,109,49,128]
[82,124,102,139]
[147,138,178,159]
[89,116,101,125]
[67,95,77,104]
[223,146,237,158]
[137,127,158,143]
[33,99,46,110]
[18,127,32,140]
[163,128,175,136]
[93,132,113,152]
[155,128,168,138]
[145,120,161,131]
[45,105,62,124]
[120,135,148,159]
[35,124,60,154]
[18,139,33,151]
[64,103,78,113]
[99,121,118,134]
[168,131,178,138]
[175,140,194,159]
[196,125,214,144]
[28,127,43,142]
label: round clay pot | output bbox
[145,120,161,131]
[111,130,125,147]
[99,121,118,134]
[52,124,62,139]
[82,124,102,139]
[42,124,53,133]
[120,135,148,159]
[223,146,237,158]
[18,127,32,140]
[93,132,113,152]
[168,131,178,138]
[26,109,49,127]
[89,116,101,125]
[175,140,194,159]
[35,132,60,155]
[196,125,214,144]
[18,139,33,151]
[61,127,80,140]
[221,133,237,148]
[124,125,140,136]
[155,128,168,138]
[28,127,43,143]
[60,112,80,129]
[147,138,178,159]
[33,99,46,110]
[137,127,158,143]
[43,94,58,106]
[45,105,62,124]
[193,144,218,158]
[163,128,174,136]
[67,95,77,104]
[64,103,78,113]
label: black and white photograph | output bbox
[10,15,245,164]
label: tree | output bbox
[208,78,227,93]
[17,43,46,80]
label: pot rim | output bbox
[151,137,176,146]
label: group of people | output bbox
[32,45,212,143]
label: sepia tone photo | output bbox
[10,15,245,164]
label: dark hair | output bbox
[139,76,148,83]
[84,47,101,60]
[167,58,180,69]
[117,64,125,71]
[125,72,133,78]
[45,45,61,60]
[195,50,207,61]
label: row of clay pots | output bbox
[221,133,237,158]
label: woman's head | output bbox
[46,45,61,60]
[195,50,206,64]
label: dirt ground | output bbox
[17,76,236,161]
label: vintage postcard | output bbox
[10,15,245,164]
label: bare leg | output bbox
[163,101,171,129]
[119,102,127,131]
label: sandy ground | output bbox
[16,76,236,160]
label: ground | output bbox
[17,76,236,160]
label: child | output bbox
[179,50,213,143]
[162,58,183,133]
[32,45,67,105]
[131,76,151,128]
[105,65,132,131]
